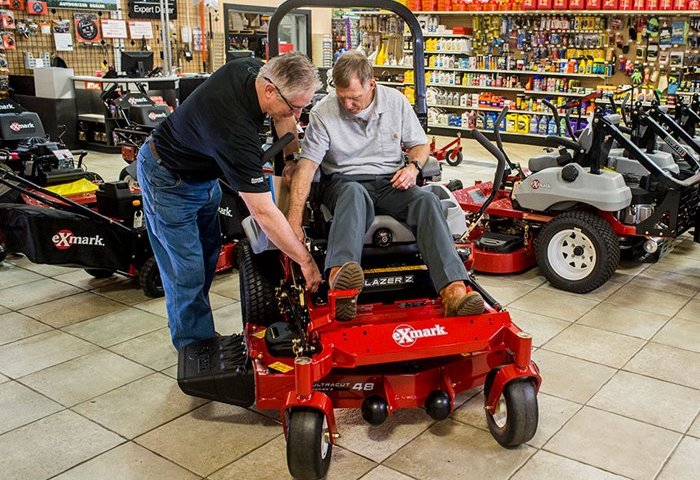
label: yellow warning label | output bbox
[252,329,267,339]
[363,265,428,274]
[268,362,294,373]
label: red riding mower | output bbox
[430,132,463,166]
[454,96,699,293]
[176,2,541,480]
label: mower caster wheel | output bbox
[287,409,332,480]
[485,380,538,448]
[425,390,452,420]
[119,167,138,188]
[445,149,463,167]
[84,268,115,279]
[139,257,164,298]
[362,395,389,425]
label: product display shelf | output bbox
[403,32,473,38]
[412,10,696,16]
[429,123,545,138]
[428,103,587,118]
[425,67,607,79]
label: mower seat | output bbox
[242,182,466,254]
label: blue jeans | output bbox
[137,139,222,350]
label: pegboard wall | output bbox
[1,0,225,77]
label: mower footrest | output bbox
[177,334,255,407]
[475,232,523,253]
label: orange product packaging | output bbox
[536,0,552,7]
[568,0,585,8]
[602,0,619,9]
[522,0,537,8]
[586,0,601,7]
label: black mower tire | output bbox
[238,239,281,327]
[287,409,332,480]
[485,379,538,448]
[535,211,619,294]
[118,167,129,181]
[139,257,164,297]
[445,149,463,167]
[84,268,115,279]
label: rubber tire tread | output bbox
[445,149,463,167]
[139,256,164,297]
[485,380,538,448]
[84,268,115,279]
[535,211,619,294]
[287,409,332,480]
[237,239,281,327]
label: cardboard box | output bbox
[33,67,75,99]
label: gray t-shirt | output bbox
[300,85,428,176]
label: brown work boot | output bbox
[440,282,485,317]
[329,261,364,321]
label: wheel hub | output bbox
[547,227,597,281]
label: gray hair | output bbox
[258,52,321,98]
[332,51,373,89]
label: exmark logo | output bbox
[52,230,105,250]
[148,111,167,121]
[0,103,16,110]
[9,121,35,132]
[664,135,687,158]
[392,323,447,347]
[218,206,233,217]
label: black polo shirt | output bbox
[152,57,269,193]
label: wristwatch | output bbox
[408,160,423,173]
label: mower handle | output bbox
[493,106,508,155]
[545,136,582,152]
[469,129,507,224]
[262,132,295,164]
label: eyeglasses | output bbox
[263,76,307,112]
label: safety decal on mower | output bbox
[268,361,294,373]
[52,230,105,250]
[392,323,448,347]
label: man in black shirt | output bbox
[137,53,322,350]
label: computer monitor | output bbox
[121,51,154,78]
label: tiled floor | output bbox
[1,139,698,480]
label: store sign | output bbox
[130,0,177,20]
[46,0,118,11]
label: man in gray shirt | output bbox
[287,51,483,320]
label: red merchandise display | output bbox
[553,0,568,9]
[674,0,688,9]
[688,0,699,9]
[568,0,585,8]
[618,0,632,9]
[522,0,537,8]
[586,0,602,8]
[602,0,619,8]
[632,0,645,8]
[437,0,451,10]
[536,0,552,8]
[646,0,659,9]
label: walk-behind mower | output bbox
[455,100,700,293]
[0,97,93,187]
[176,2,541,480]
[0,168,164,295]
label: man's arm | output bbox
[273,115,300,157]
[239,191,322,292]
[287,158,320,240]
[391,143,430,190]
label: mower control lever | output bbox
[262,132,295,165]
[545,136,582,153]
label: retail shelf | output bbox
[377,81,409,86]
[428,123,544,138]
[425,66,607,79]
[675,91,699,96]
[405,50,472,54]
[524,90,591,98]
[373,64,411,69]
[427,104,586,118]
[416,10,695,16]
[404,32,472,38]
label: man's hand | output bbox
[391,163,420,190]
[282,160,298,184]
[300,257,322,292]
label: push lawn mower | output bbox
[0,169,163,296]
[177,2,541,480]
[0,97,93,187]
